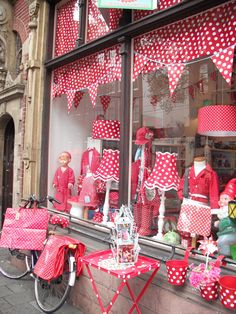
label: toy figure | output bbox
[211,178,236,257]
[53,151,75,212]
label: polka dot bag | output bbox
[166,247,193,286]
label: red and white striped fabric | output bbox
[92,120,120,140]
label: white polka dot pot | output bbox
[166,260,188,286]
[219,276,236,310]
[199,281,218,301]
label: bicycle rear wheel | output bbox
[0,248,31,279]
[34,252,76,313]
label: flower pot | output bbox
[166,260,188,285]
[219,276,236,310]
[200,281,218,301]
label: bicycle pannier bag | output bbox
[0,207,50,250]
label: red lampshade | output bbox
[145,152,180,191]
[93,149,119,182]
[198,105,236,137]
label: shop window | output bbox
[131,1,236,258]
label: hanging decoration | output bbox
[134,1,236,95]
[66,90,76,113]
[74,91,84,108]
[167,64,185,96]
[100,95,111,113]
[88,83,98,108]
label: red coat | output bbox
[80,148,100,175]
[53,166,75,212]
[178,164,219,209]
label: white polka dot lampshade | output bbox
[145,152,180,191]
[93,149,119,182]
[198,105,236,136]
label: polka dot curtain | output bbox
[93,149,120,182]
[54,0,79,57]
[134,1,236,93]
[145,152,180,191]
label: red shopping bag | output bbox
[0,206,50,250]
[33,235,86,281]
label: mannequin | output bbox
[177,155,219,247]
[53,151,75,212]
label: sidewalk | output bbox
[0,272,83,314]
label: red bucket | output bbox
[166,247,192,286]
[219,276,236,310]
[200,281,219,301]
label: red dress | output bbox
[53,167,75,212]
[78,176,99,208]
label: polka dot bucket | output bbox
[166,247,193,286]
[219,276,236,310]
[200,281,219,301]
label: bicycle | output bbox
[0,195,86,313]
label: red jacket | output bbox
[80,148,100,175]
[178,163,219,209]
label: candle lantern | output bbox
[228,199,236,219]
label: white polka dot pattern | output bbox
[92,120,120,140]
[219,276,236,310]
[198,105,236,136]
[166,260,188,286]
[93,149,119,182]
[100,95,111,114]
[177,200,211,236]
[145,152,180,191]
[200,282,218,301]
[0,207,50,250]
[54,0,79,57]
[88,83,98,108]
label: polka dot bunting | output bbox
[88,83,98,108]
[66,90,75,113]
[100,95,111,113]
[167,64,185,96]
[211,46,235,86]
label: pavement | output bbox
[0,272,84,314]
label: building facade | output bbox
[1,0,236,313]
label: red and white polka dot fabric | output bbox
[92,120,120,140]
[198,105,236,136]
[177,199,211,236]
[100,95,111,113]
[134,1,236,91]
[74,91,84,108]
[52,45,121,104]
[211,46,235,86]
[93,149,120,182]
[200,282,218,301]
[145,152,180,191]
[54,0,79,57]
[110,9,123,31]
[87,0,109,42]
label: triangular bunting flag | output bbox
[167,64,185,96]
[100,95,111,113]
[211,46,235,86]
[88,83,98,108]
[74,91,84,108]
[142,60,163,76]
[66,90,76,113]
[133,54,148,81]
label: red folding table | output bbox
[81,249,161,314]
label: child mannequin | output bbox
[53,151,75,212]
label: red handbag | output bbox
[0,206,50,250]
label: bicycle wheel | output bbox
[0,247,31,279]
[34,251,76,313]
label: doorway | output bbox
[2,118,14,222]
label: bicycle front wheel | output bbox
[0,248,31,279]
[34,252,76,313]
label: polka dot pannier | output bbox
[92,120,120,140]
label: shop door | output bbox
[2,118,14,223]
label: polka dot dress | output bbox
[145,152,180,191]
[93,149,120,182]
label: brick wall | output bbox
[12,0,30,43]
